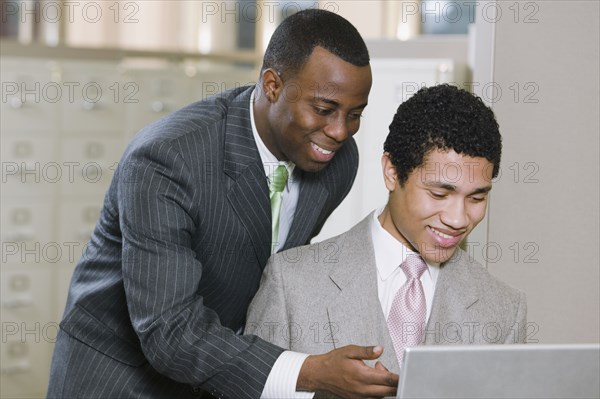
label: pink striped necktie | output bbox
[387,254,428,366]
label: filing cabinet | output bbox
[2,135,59,198]
[124,65,194,138]
[1,200,55,257]
[58,137,124,197]
[1,264,57,398]
[1,56,259,397]
[0,59,60,133]
[58,61,128,134]
[188,61,257,104]
[56,200,102,244]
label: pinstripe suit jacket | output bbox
[246,213,527,398]
[47,86,359,399]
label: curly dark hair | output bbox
[384,84,502,185]
[261,9,369,79]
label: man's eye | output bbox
[313,107,332,115]
[470,196,486,202]
[430,191,446,199]
[348,112,363,120]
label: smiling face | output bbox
[256,46,372,172]
[379,149,493,264]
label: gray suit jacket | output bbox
[246,212,527,391]
[47,86,359,399]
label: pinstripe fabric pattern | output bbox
[48,86,359,399]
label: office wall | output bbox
[478,1,599,343]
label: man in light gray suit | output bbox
[48,9,399,399]
[247,85,527,384]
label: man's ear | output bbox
[382,153,398,191]
[260,68,283,103]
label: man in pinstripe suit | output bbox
[48,9,398,399]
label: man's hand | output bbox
[297,345,399,398]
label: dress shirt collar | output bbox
[371,207,440,282]
[249,88,295,180]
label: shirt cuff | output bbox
[261,351,315,399]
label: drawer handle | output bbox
[82,100,97,111]
[2,297,33,309]
[9,98,23,109]
[1,361,31,375]
[151,100,165,113]
[3,233,34,242]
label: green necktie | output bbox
[269,165,288,253]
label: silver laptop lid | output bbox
[397,344,600,399]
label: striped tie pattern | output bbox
[387,254,428,365]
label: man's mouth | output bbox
[428,226,464,248]
[311,142,336,161]
[312,142,334,155]
[431,228,454,239]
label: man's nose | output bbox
[440,199,469,230]
[323,114,351,143]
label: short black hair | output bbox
[261,9,369,79]
[384,84,502,185]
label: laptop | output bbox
[397,344,600,399]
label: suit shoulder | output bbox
[450,250,524,302]
[122,87,253,161]
[127,86,252,151]
[272,234,347,277]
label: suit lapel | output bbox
[425,251,480,345]
[223,87,271,269]
[325,214,400,374]
[283,170,329,250]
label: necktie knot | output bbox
[269,165,288,193]
[401,255,427,280]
